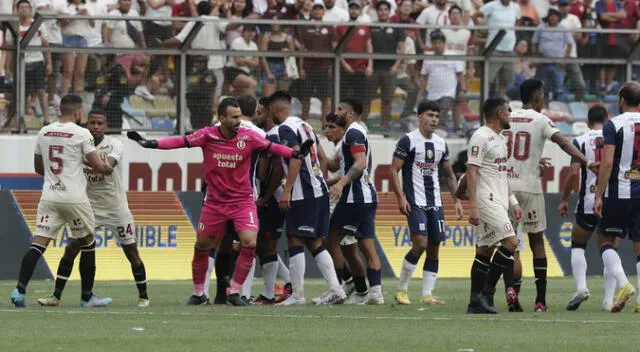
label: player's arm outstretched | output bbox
[558,140,581,217]
[551,132,599,173]
[593,122,616,217]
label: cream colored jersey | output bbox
[466,126,510,208]
[84,136,129,219]
[503,109,560,194]
[35,122,96,204]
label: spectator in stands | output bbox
[472,0,520,99]
[443,5,472,130]
[172,0,197,32]
[532,8,573,103]
[513,39,535,87]
[224,0,260,47]
[261,21,295,97]
[363,0,396,22]
[577,0,599,92]
[264,0,304,21]
[297,0,314,20]
[226,24,259,96]
[420,30,465,133]
[337,0,373,119]
[143,0,173,48]
[370,0,404,130]
[9,0,52,124]
[417,0,449,53]
[186,55,217,130]
[85,0,111,92]
[518,0,540,25]
[34,0,64,111]
[291,1,336,120]
[391,0,423,50]
[595,0,625,95]
[104,0,145,49]
[323,0,349,21]
[93,54,130,132]
[161,0,227,112]
[60,0,96,96]
[396,22,418,119]
[558,0,586,101]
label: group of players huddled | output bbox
[9,79,640,314]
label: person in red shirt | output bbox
[128,98,313,306]
[337,0,373,120]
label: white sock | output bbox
[397,259,417,291]
[204,254,215,298]
[637,261,640,304]
[603,266,616,308]
[277,254,291,283]
[289,253,306,299]
[370,284,382,295]
[262,260,278,299]
[602,248,630,287]
[314,249,341,290]
[241,258,256,298]
[422,271,437,297]
[571,248,588,292]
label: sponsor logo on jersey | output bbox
[509,117,533,123]
[624,168,640,180]
[44,131,74,138]
[298,226,315,233]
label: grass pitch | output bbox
[0,277,637,352]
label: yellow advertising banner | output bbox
[13,191,196,281]
[376,194,564,278]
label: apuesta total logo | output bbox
[559,221,573,251]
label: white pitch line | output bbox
[0,308,637,325]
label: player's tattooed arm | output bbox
[389,156,411,215]
[330,152,365,200]
[594,144,615,217]
[442,160,464,220]
[551,132,598,172]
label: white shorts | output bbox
[35,200,95,239]
[340,235,358,246]
[512,191,546,234]
[476,200,516,247]
[95,209,136,246]
[515,228,526,252]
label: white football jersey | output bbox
[503,109,560,194]
[467,126,510,208]
[84,136,129,218]
[572,129,603,215]
[35,122,96,204]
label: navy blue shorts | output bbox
[574,212,598,233]
[407,205,446,244]
[286,195,329,238]
[599,198,640,242]
[258,200,284,245]
[330,202,377,239]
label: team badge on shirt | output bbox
[471,146,479,157]
[237,140,246,149]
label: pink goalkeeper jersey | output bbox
[186,126,277,204]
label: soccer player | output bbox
[270,91,346,305]
[253,96,293,305]
[10,94,114,308]
[466,97,523,314]
[128,97,313,306]
[593,82,640,313]
[38,109,150,308]
[557,105,608,311]
[505,79,596,312]
[390,101,464,306]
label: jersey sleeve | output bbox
[466,133,486,168]
[109,139,124,163]
[185,127,210,148]
[278,125,299,148]
[266,133,281,144]
[602,120,617,145]
[393,135,411,160]
[541,116,561,140]
[344,128,366,155]
[34,135,42,155]
[570,138,582,164]
[80,130,97,156]
[441,142,450,164]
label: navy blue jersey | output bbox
[339,122,377,204]
[602,112,640,199]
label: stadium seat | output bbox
[568,101,589,121]
[572,121,588,136]
[151,117,173,130]
[603,95,618,103]
[555,121,572,136]
[121,98,147,120]
[129,95,176,119]
[549,101,570,116]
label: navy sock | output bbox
[423,258,438,272]
[353,275,368,294]
[366,268,381,287]
[335,267,344,285]
[405,251,419,265]
[343,265,353,283]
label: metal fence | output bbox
[2,13,640,136]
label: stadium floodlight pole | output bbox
[480,29,506,126]
[176,20,204,135]
[333,26,356,113]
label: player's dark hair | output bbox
[243,24,257,32]
[258,96,271,107]
[237,95,257,117]
[417,100,440,115]
[17,0,31,8]
[60,94,83,116]
[217,97,240,117]
[587,105,607,125]
[197,1,212,16]
[325,112,346,128]
[520,79,544,105]
[482,97,507,121]
[269,90,292,105]
[448,4,463,16]
[88,108,107,118]
[375,0,391,10]
[619,82,640,107]
[341,98,363,116]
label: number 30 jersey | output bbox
[572,129,603,215]
[502,109,560,194]
[35,122,96,204]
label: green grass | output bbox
[0,278,637,352]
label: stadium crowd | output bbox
[0,0,639,134]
